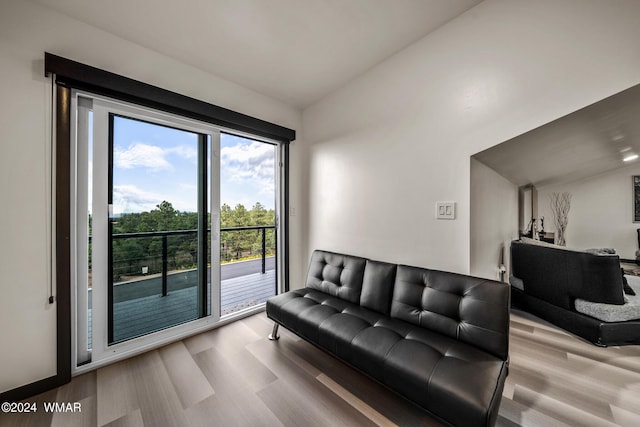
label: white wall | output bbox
[0,0,302,394]
[302,0,640,273]
[470,159,518,280]
[537,164,640,259]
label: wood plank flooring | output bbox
[2,309,639,426]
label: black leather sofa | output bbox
[510,239,640,346]
[266,250,510,427]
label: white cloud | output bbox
[168,145,197,162]
[113,184,197,214]
[114,142,197,171]
[221,141,275,194]
[112,185,164,214]
[114,142,172,171]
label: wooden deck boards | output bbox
[89,270,275,344]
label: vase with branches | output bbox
[549,192,572,246]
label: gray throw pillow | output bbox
[622,273,637,296]
[586,248,617,255]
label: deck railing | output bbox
[109,226,275,296]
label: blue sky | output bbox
[110,116,276,214]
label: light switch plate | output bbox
[436,202,456,220]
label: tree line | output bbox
[107,201,275,281]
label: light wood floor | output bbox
[2,309,639,427]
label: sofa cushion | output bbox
[318,305,386,361]
[305,250,367,304]
[390,265,510,360]
[349,318,411,381]
[575,276,640,322]
[360,260,396,314]
[585,247,617,255]
[266,289,351,342]
[383,334,506,427]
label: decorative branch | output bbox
[549,192,572,246]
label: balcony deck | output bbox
[88,258,276,345]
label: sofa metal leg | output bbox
[268,323,280,341]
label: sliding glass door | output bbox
[73,93,220,366]
[108,114,210,344]
[219,133,277,315]
[71,91,283,370]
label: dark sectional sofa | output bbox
[266,250,510,427]
[510,239,640,346]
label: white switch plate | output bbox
[436,202,456,220]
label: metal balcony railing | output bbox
[108,225,275,297]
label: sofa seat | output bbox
[575,277,640,322]
[267,287,507,427]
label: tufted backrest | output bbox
[360,260,397,315]
[390,265,510,360]
[305,250,367,304]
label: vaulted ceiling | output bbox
[33,0,482,108]
[473,83,640,188]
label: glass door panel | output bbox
[219,133,277,315]
[108,114,208,344]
